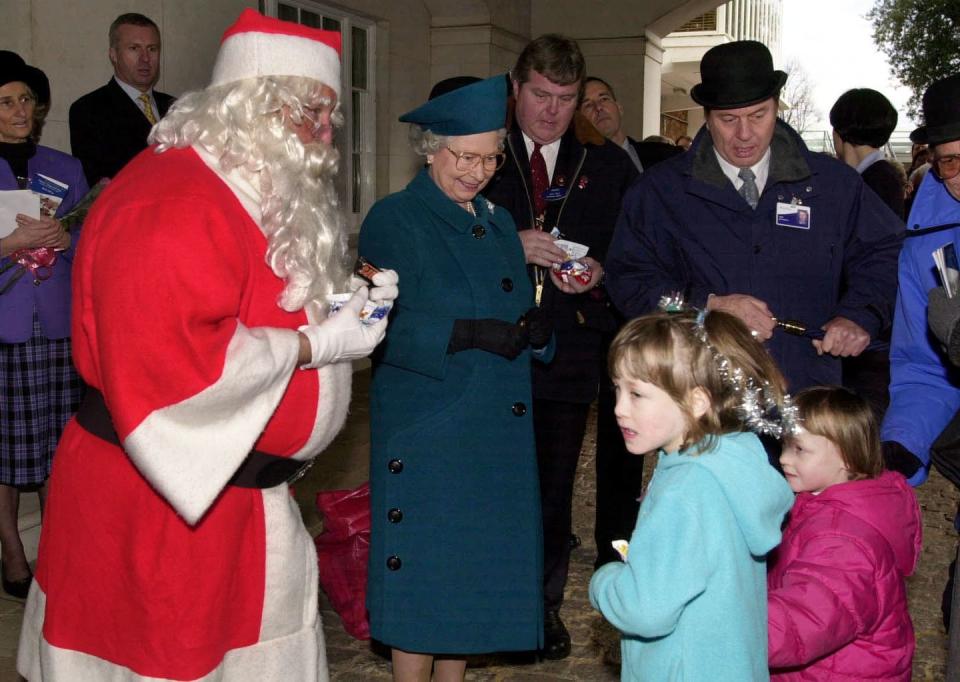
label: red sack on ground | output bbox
[314,481,371,640]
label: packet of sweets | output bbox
[326,293,391,325]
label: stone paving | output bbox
[1,368,958,680]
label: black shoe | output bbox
[542,609,571,660]
[1,563,32,600]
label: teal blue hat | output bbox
[400,74,507,135]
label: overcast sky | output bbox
[781,0,918,132]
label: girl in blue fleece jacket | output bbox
[589,310,794,681]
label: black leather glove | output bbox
[882,440,923,479]
[520,306,552,350]
[448,319,529,360]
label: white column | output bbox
[642,31,664,138]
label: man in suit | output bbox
[69,13,175,185]
[578,74,684,579]
[579,76,682,174]
[483,34,637,660]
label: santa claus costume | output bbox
[16,11,387,681]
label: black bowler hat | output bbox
[910,74,960,147]
[0,51,50,108]
[690,40,786,110]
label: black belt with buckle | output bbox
[75,387,313,489]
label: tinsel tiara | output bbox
[657,293,800,439]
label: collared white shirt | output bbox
[114,76,158,123]
[855,149,886,175]
[521,132,562,182]
[714,146,772,197]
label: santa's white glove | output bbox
[298,288,387,368]
[369,269,399,304]
[349,268,399,304]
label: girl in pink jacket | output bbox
[769,386,922,681]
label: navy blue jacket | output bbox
[606,121,903,391]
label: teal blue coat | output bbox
[360,168,546,653]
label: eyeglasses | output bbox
[0,94,36,112]
[933,153,960,180]
[445,147,506,172]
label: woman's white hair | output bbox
[408,125,507,156]
[150,75,348,312]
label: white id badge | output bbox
[775,202,811,229]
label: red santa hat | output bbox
[211,8,341,95]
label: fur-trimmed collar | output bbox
[691,120,811,189]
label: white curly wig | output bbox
[150,75,348,312]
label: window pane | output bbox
[353,154,361,214]
[300,9,322,28]
[322,17,341,32]
[278,4,298,22]
[352,27,367,90]
[352,91,362,149]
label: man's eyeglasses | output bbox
[445,147,506,172]
[933,153,960,181]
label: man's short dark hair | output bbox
[109,13,160,48]
[583,76,617,101]
[513,34,585,89]
[829,88,898,149]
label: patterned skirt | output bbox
[0,314,83,486]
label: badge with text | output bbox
[543,186,567,202]
[775,202,811,229]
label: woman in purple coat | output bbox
[0,52,87,598]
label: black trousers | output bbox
[593,376,645,568]
[534,398,590,611]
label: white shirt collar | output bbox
[113,76,157,119]
[855,149,886,175]
[521,131,562,182]
[713,145,772,197]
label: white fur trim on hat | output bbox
[211,11,341,95]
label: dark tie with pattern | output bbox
[530,142,549,222]
[738,167,759,210]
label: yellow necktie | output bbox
[138,93,157,125]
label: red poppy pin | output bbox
[578,176,589,190]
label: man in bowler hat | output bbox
[883,73,960,485]
[605,41,902,400]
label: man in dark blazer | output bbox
[69,13,174,185]
[483,34,638,661]
[578,76,683,573]
[580,76,683,174]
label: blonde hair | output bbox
[608,311,787,454]
[790,386,883,480]
[150,75,348,312]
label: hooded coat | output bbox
[768,470,921,680]
[882,171,960,485]
[589,431,794,681]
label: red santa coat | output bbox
[17,146,351,681]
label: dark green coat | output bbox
[359,168,545,653]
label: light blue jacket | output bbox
[589,431,793,681]
[881,171,960,485]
